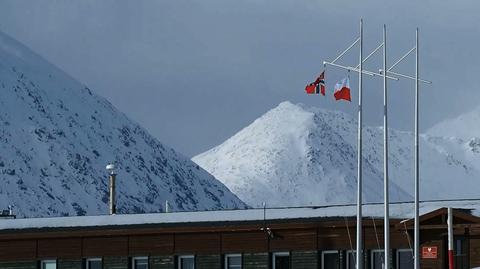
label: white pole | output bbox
[165,200,170,213]
[383,24,390,269]
[448,207,455,269]
[414,27,420,269]
[356,18,364,269]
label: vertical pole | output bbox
[109,173,116,215]
[356,18,364,269]
[383,24,390,269]
[448,207,455,269]
[414,27,420,269]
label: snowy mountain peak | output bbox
[194,101,480,208]
[0,31,245,217]
[194,101,410,207]
[428,106,480,139]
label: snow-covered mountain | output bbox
[0,31,246,218]
[193,101,480,207]
[428,106,480,139]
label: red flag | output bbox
[305,71,325,96]
[334,77,351,101]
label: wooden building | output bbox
[0,202,480,269]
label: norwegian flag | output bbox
[305,71,325,96]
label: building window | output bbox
[178,255,195,269]
[86,258,102,269]
[454,237,468,269]
[272,252,290,269]
[41,260,56,269]
[396,249,413,269]
[225,254,242,269]
[346,250,356,269]
[322,250,340,269]
[133,257,149,269]
[370,250,385,269]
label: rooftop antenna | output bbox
[260,202,274,239]
[106,163,116,215]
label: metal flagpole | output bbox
[448,207,455,269]
[356,18,364,269]
[414,27,420,269]
[383,24,390,269]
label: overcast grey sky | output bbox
[0,0,478,156]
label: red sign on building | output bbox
[422,246,438,259]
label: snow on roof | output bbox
[1,200,480,231]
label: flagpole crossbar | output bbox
[331,37,361,64]
[355,42,384,69]
[324,61,399,81]
[379,69,432,84]
[389,47,416,71]
[380,46,432,84]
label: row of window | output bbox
[38,249,414,269]
[39,255,239,269]
[40,257,148,269]
[338,249,413,269]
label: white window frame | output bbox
[370,250,385,269]
[41,260,57,269]
[177,255,195,269]
[321,250,339,269]
[132,256,149,269]
[272,252,290,269]
[346,250,356,269]
[224,254,242,269]
[396,249,413,269]
[86,258,102,269]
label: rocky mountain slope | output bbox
[0,31,245,218]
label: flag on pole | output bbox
[334,77,351,101]
[305,71,325,95]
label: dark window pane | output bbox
[275,255,290,269]
[348,252,356,269]
[42,261,56,269]
[397,251,413,269]
[372,251,384,269]
[227,256,242,269]
[134,258,148,269]
[323,252,339,269]
[180,257,194,269]
[87,260,102,269]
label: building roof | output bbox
[1,200,479,232]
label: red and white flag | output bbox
[334,77,351,101]
[305,71,325,96]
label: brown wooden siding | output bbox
[221,231,267,253]
[470,238,480,267]
[174,233,221,254]
[318,227,354,250]
[269,229,317,251]
[0,240,36,261]
[83,236,128,257]
[128,234,174,256]
[37,238,82,259]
